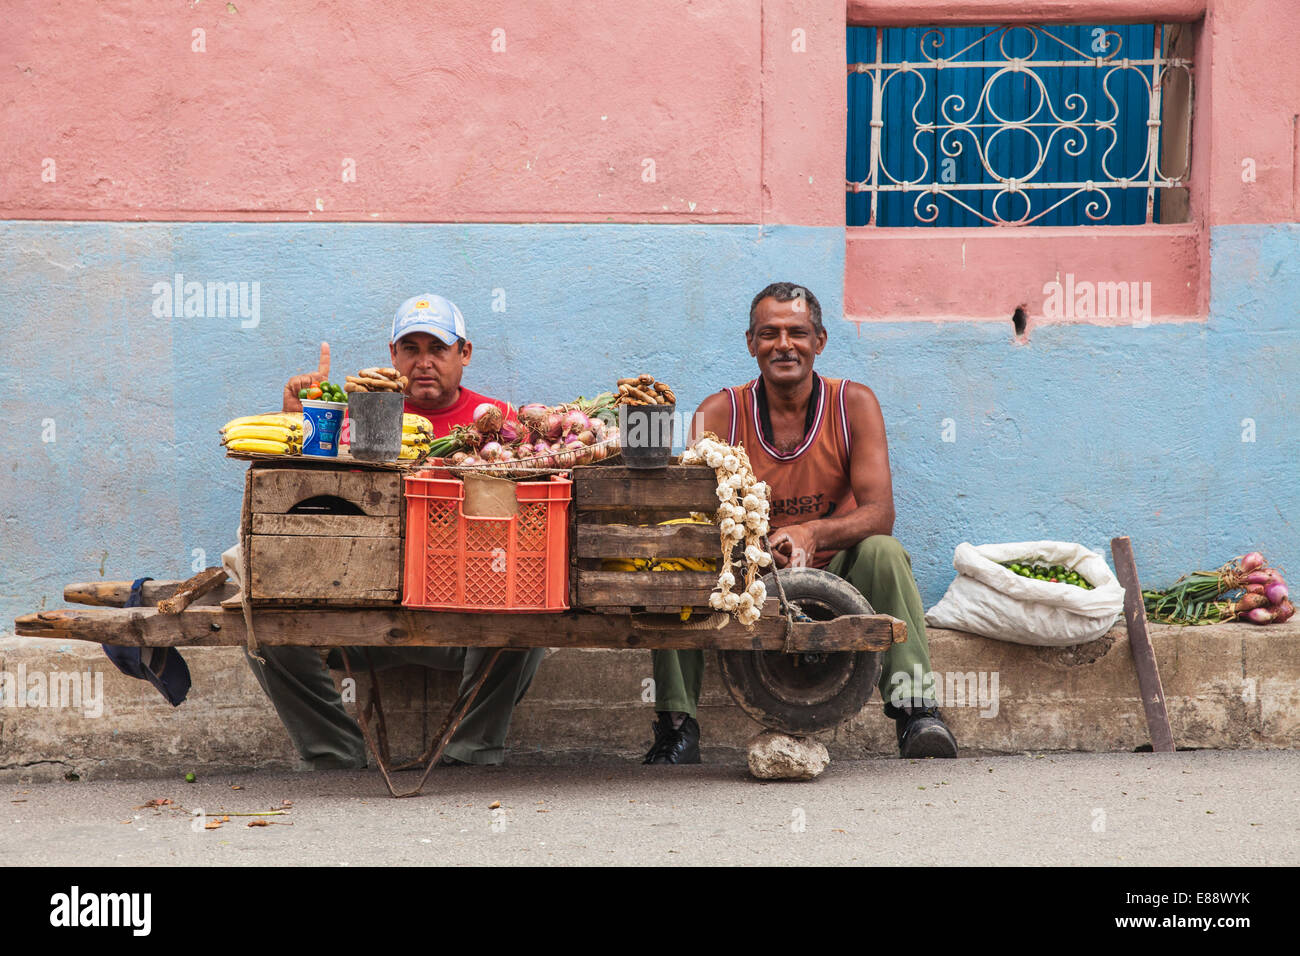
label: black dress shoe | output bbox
[887,702,958,758]
[643,714,701,765]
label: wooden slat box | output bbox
[242,460,404,606]
[570,462,722,612]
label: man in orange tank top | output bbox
[645,283,958,764]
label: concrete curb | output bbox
[2,621,1296,781]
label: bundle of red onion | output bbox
[1142,551,1293,625]
[443,399,620,473]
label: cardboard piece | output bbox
[463,473,519,518]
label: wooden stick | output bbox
[12,604,903,653]
[156,567,228,615]
[64,580,183,608]
[1110,535,1175,753]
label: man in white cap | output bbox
[283,294,513,435]
[247,294,543,769]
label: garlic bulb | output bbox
[689,433,775,626]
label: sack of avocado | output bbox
[924,541,1126,647]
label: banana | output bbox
[226,438,293,455]
[222,424,300,444]
[398,445,429,460]
[601,517,718,574]
[403,414,433,434]
[221,414,303,434]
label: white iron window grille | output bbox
[846,24,1194,226]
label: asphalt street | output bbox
[4,750,1296,866]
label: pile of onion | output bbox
[1142,551,1294,625]
[446,402,618,472]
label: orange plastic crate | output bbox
[402,471,571,612]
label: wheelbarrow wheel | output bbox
[718,567,882,735]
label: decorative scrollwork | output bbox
[848,24,1191,225]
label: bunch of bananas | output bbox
[399,414,434,460]
[601,517,718,620]
[221,413,303,455]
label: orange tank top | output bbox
[724,375,857,569]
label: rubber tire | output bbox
[718,567,882,735]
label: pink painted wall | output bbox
[762,0,846,226]
[1,0,846,226]
[846,226,1202,324]
[4,1,759,221]
[4,0,1296,318]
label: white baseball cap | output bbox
[391,294,467,346]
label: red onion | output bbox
[1245,570,1286,587]
[1274,599,1295,623]
[480,441,503,461]
[1246,607,1275,624]
[473,403,504,435]
[545,413,564,441]
[1239,551,1266,572]
[561,409,591,433]
[1265,581,1289,606]
[1238,592,1271,613]
[499,421,519,443]
[576,429,595,445]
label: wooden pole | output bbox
[156,567,228,615]
[1110,535,1175,753]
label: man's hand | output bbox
[282,342,330,413]
[769,523,817,569]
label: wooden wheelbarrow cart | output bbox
[14,457,905,797]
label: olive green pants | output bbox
[245,645,545,769]
[651,535,934,716]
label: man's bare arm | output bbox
[689,391,733,446]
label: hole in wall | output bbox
[1012,305,1028,337]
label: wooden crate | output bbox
[570,462,723,612]
[242,460,404,606]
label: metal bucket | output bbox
[347,391,405,461]
[618,403,675,469]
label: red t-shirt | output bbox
[403,386,514,438]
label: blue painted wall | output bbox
[1,221,1297,624]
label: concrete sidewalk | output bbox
[2,751,1296,866]
[2,621,1297,781]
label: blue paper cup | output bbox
[301,399,347,457]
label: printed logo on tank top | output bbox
[771,496,839,519]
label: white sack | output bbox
[925,541,1126,647]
